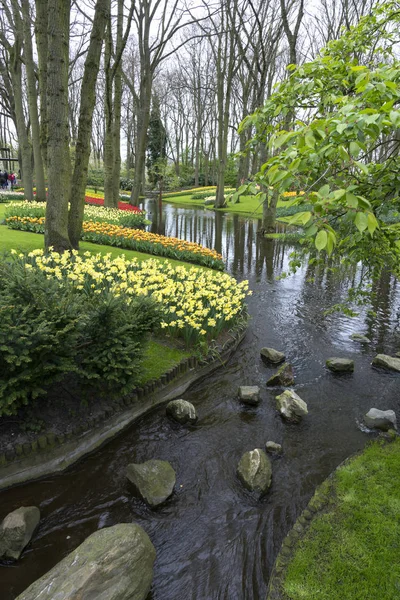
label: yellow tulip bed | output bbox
[22,249,250,345]
[6,214,224,269]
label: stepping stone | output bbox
[238,386,260,405]
[126,460,176,507]
[364,408,397,431]
[267,363,294,386]
[265,441,283,454]
[260,347,285,364]
[350,333,370,343]
[237,449,272,496]
[275,390,308,422]
[372,354,400,372]
[326,358,354,373]
[0,506,40,561]
[166,399,197,424]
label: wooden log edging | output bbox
[0,325,247,491]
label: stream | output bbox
[1,199,400,599]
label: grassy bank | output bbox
[277,437,400,600]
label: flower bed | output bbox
[85,195,143,212]
[23,250,249,345]
[5,215,224,269]
[4,201,148,229]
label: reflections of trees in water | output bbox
[143,198,400,348]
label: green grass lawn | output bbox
[282,438,400,600]
[139,340,191,385]
[161,191,294,218]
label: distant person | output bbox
[11,173,16,189]
[3,171,8,189]
[0,171,5,189]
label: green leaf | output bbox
[318,184,330,198]
[326,230,336,255]
[346,192,358,208]
[305,130,316,148]
[354,212,368,232]
[315,230,328,251]
[367,212,379,235]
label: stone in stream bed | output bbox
[364,408,397,431]
[0,506,40,561]
[372,354,400,372]
[350,333,370,343]
[237,449,272,496]
[267,363,294,386]
[260,347,286,364]
[238,386,260,405]
[15,523,155,600]
[265,441,283,454]
[126,459,176,507]
[326,358,354,373]
[166,399,197,424]
[275,390,308,422]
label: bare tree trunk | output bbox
[68,0,109,248]
[45,0,71,251]
[35,0,48,169]
[112,0,123,205]
[103,15,115,207]
[263,189,279,231]
[21,0,46,201]
[131,74,151,205]
[9,43,33,200]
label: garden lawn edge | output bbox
[0,324,247,491]
[266,433,400,600]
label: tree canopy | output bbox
[240,1,400,277]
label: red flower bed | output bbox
[85,196,143,213]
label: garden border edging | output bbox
[0,326,246,491]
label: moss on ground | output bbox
[277,437,400,600]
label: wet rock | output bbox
[267,363,294,386]
[326,358,354,373]
[266,441,283,454]
[350,333,370,343]
[237,449,272,496]
[15,523,155,600]
[372,354,400,372]
[0,506,40,561]
[260,347,285,364]
[276,390,308,422]
[238,386,260,405]
[166,399,197,424]
[364,408,397,431]
[126,460,176,507]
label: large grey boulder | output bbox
[364,408,397,431]
[326,358,354,373]
[267,363,294,386]
[166,399,197,424]
[126,459,176,507]
[260,347,285,364]
[350,333,370,343]
[237,449,272,496]
[15,524,155,600]
[372,354,400,372]
[238,385,260,405]
[276,390,308,422]
[0,506,40,561]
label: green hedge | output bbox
[0,254,159,416]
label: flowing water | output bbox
[2,199,400,599]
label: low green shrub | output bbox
[0,253,159,416]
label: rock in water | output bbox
[266,363,294,386]
[0,506,40,561]
[238,386,260,405]
[166,399,197,424]
[15,523,155,600]
[350,333,370,343]
[275,390,308,422]
[372,354,400,372]
[260,347,285,364]
[237,449,272,496]
[126,460,176,507]
[364,408,397,431]
[266,441,283,454]
[326,358,354,373]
